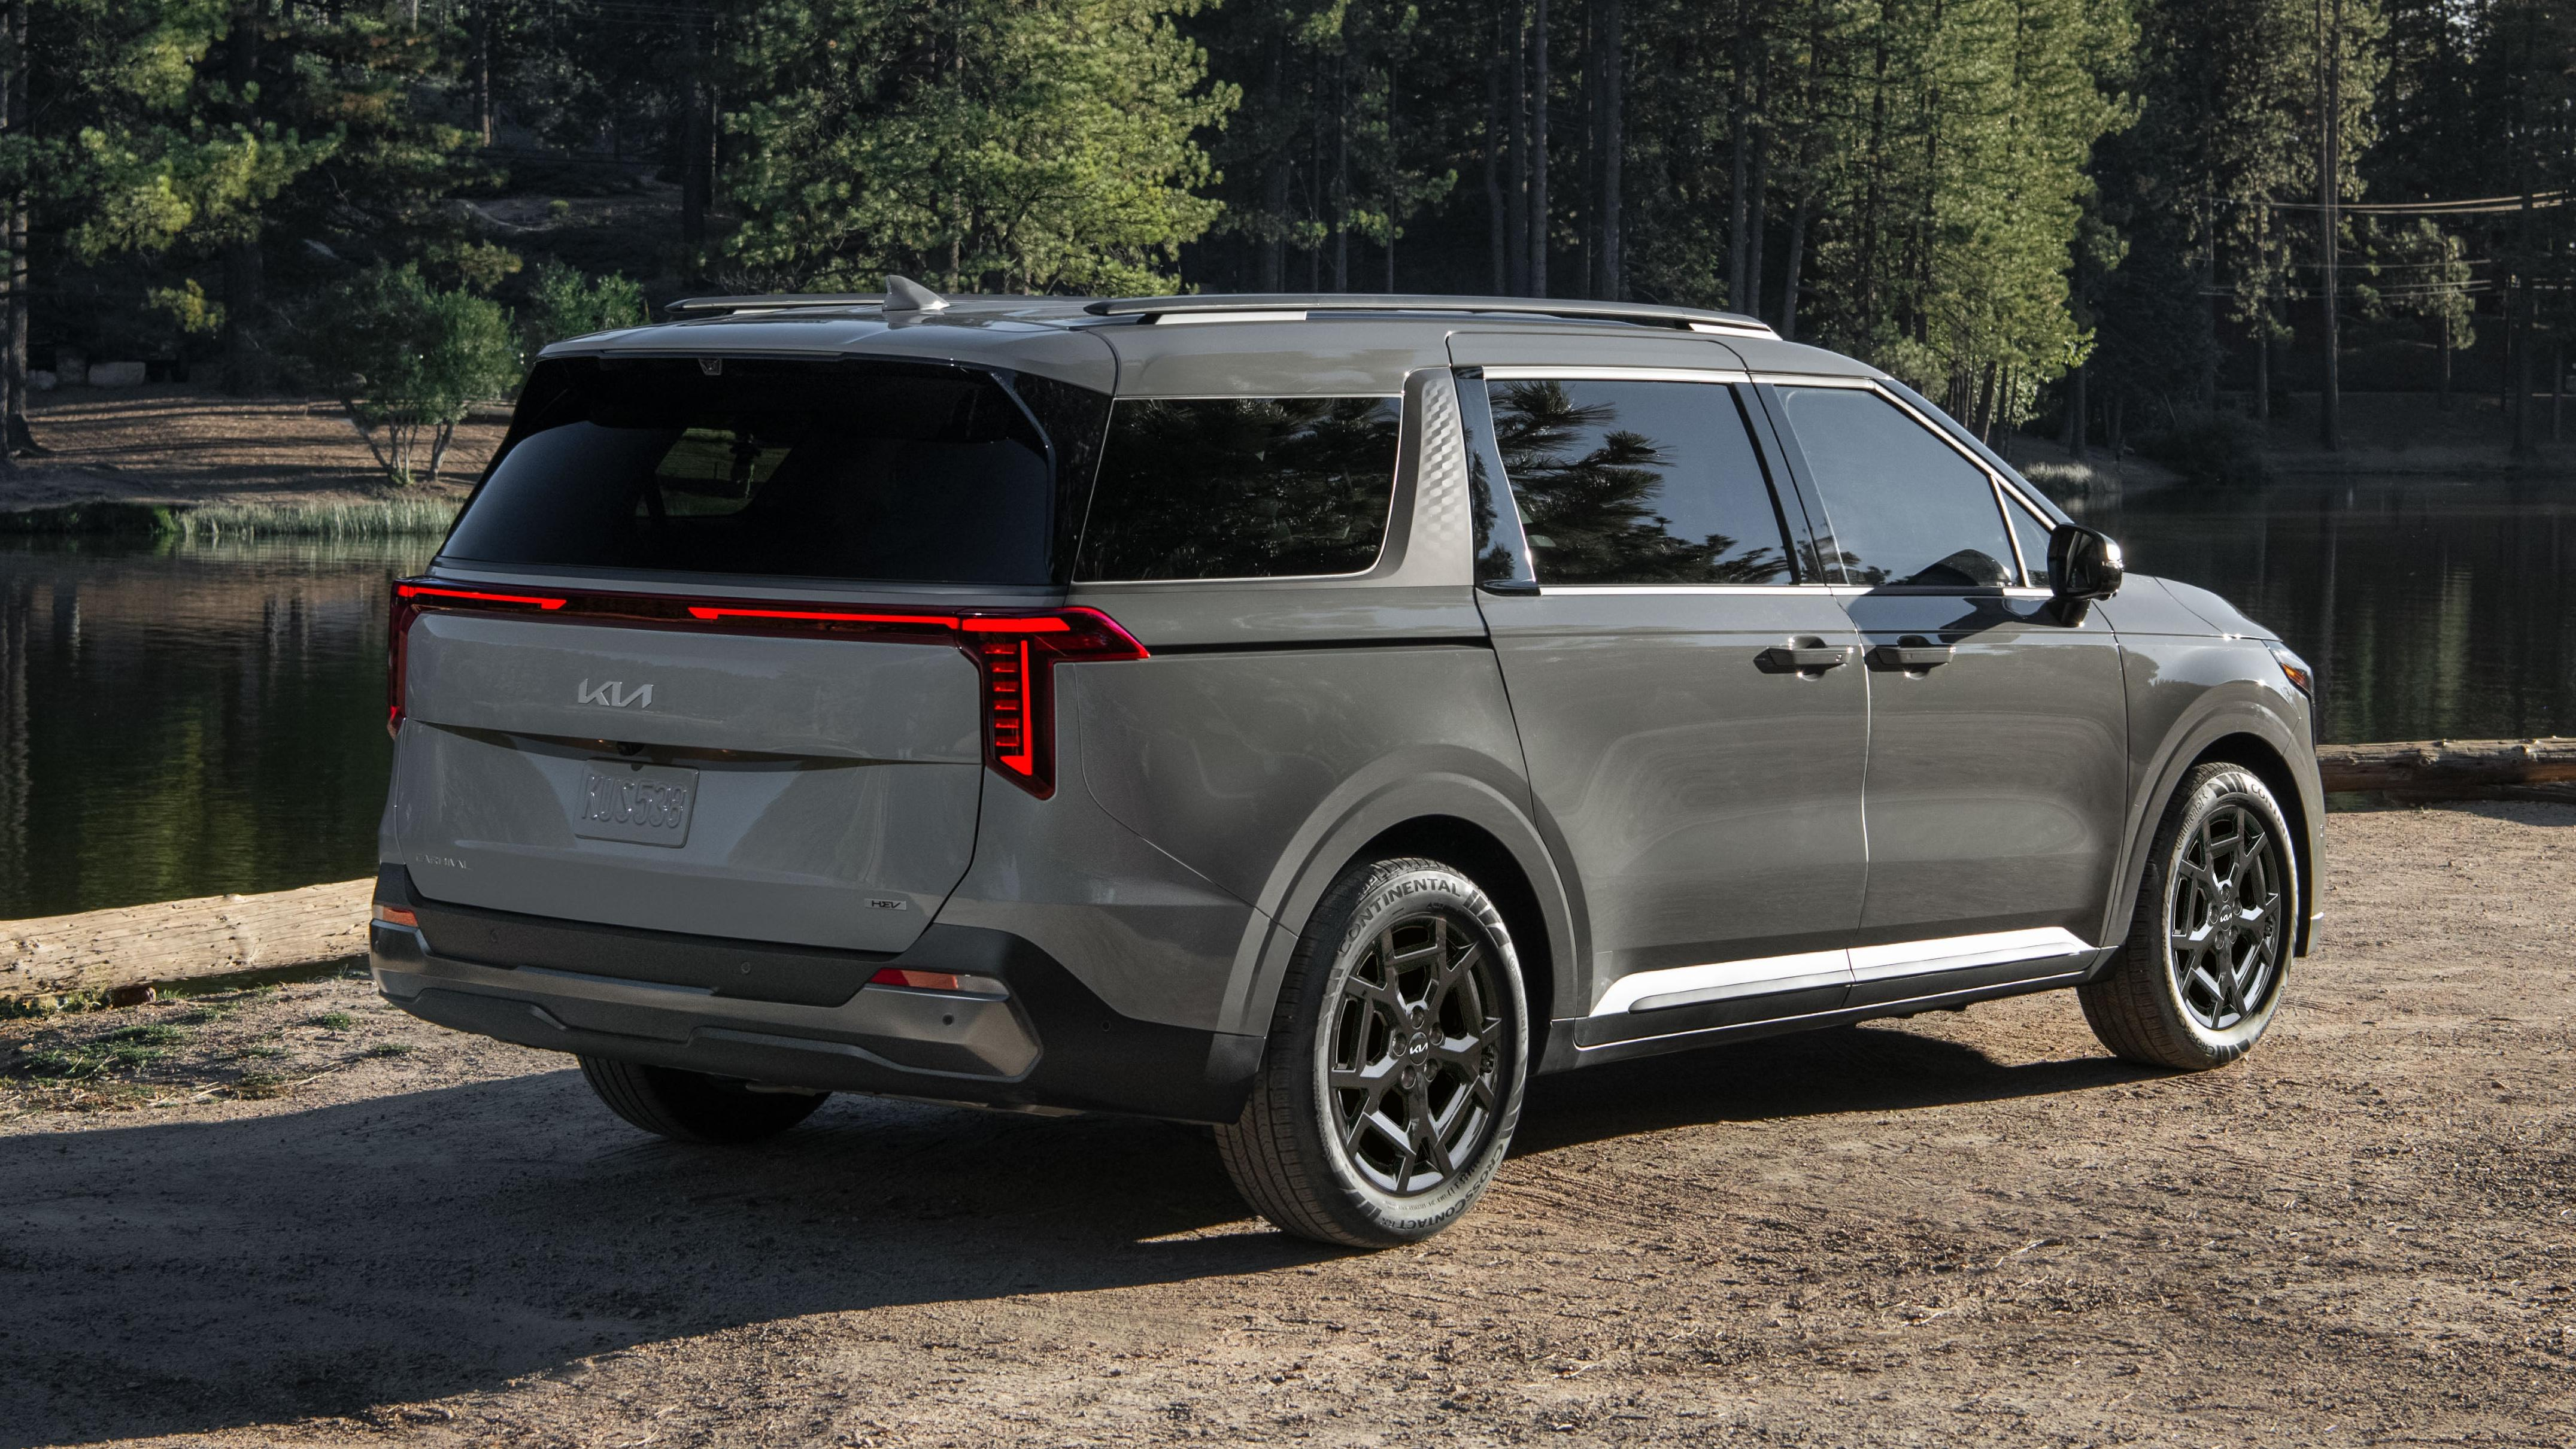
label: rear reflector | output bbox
[372,904,419,928]
[384,580,1146,794]
[867,968,1008,996]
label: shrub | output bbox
[296,264,521,488]
[523,261,647,358]
[2137,410,2270,487]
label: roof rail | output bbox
[1084,293,1780,338]
[665,293,884,316]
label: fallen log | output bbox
[2314,737,2576,794]
[1,879,371,1003]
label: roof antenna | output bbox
[882,274,949,315]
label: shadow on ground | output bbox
[0,1022,2147,1445]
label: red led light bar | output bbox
[384,580,1146,793]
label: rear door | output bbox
[386,354,1109,955]
[1761,380,2129,1000]
[1454,344,1870,1035]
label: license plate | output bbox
[575,762,700,847]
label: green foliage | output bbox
[146,277,224,335]
[523,262,647,356]
[292,265,520,488]
[722,0,1234,293]
[429,241,526,296]
[33,1,338,263]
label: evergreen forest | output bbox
[8,0,2574,458]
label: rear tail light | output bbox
[383,581,1145,793]
[960,609,1147,798]
[387,582,565,737]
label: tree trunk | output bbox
[0,0,17,469]
[1330,57,1349,293]
[678,0,709,284]
[2316,0,2341,452]
[1507,5,1530,296]
[2062,362,2087,460]
[1595,0,1622,300]
[2256,308,2270,421]
[2437,317,2453,411]
[220,0,266,395]
[1745,71,1769,323]
[1779,191,1809,338]
[1528,0,1549,297]
[1485,13,1507,293]
[1727,14,1750,309]
[472,0,493,146]
[1386,51,1400,291]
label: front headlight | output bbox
[2268,643,2315,697]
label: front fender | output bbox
[2109,673,2324,958]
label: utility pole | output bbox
[2316,0,2342,452]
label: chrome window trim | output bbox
[1527,584,1829,596]
[1591,926,2095,1016]
[1480,365,1753,384]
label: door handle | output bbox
[1756,645,1849,674]
[1868,642,1955,670]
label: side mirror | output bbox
[2046,523,2123,624]
[2048,523,2124,601]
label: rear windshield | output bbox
[443,357,1109,587]
[1073,397,1401,581]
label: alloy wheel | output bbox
[2167,801,2286,1031]
[1326,909,1507,1196]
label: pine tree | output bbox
[721,0,1235,295]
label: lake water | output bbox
[4,475,2572,919]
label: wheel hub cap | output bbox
[1324,907,1507,1198]
[2168,801,2286,1032]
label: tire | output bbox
[2080,763,2298,1071]
[1216,856,1531,1247]
[577,1056,828,1143]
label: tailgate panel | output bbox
[391,615,982,953]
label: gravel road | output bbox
[5,802,2571,1448]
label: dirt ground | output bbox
[2,802,2570,1448]
[4,384,503,511]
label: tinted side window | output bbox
[1074,397,1400,581]
[2002,490,2056,587]
[1775,387,2016,588]
[1486,379,1794,585]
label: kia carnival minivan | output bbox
[371,285,2322,1246]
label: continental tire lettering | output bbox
[1340,873,1467,953]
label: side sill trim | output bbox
[1592,927,2093,1016]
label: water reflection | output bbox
[2074,478,2576,746]
[0,534,430,919]
[2,478,2571,918]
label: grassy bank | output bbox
[0,496,459,538]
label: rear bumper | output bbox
[369,870,1263,1123]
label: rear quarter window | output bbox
[1073,397,1402,581]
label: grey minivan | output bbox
[371,285,2321,1246]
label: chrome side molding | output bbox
[1593,927,2094,1016]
